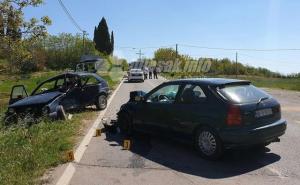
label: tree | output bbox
[93,17,114,55]
[154,48,177,62]
[110,31,114,54]
[0,11,4,36]
[120,58,128,71]
[0,0,51,72]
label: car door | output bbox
[9,85,28,105]
[134,83,181,135]
[166,84,212,140]
[80,75,100,105]
[60,75,82,110]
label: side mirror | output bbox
[134,95,144,102]
[130,91,146,102]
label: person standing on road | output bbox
[149,67,153,79]
[153,67,158,79]
[143,67,149,80]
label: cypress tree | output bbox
[110,31,114,55]
[93,26,97,46]
[93,17,111,55]
[0,12,4,37]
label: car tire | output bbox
[96,94,107,110]
[195,127,224,160]
[4,113,18,125]
[118,112,133,136]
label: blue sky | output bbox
[24,0,300,74]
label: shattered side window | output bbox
[34,80,56,94]
[83,76,99,85]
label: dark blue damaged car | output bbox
[117,78,287,160]
[4,72,109,124]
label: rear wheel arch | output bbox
[192,119,222,138]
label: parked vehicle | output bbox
[127,69,144,82]
[76,55,105,73]
[117,78,287,160]
[4,72,109,125]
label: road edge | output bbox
[55,79,124,185]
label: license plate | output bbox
[255,108,273,118]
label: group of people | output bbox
[143,67,159,79]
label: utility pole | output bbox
[82,30,87,54]
[175,44,178,59]
[235,52,238,78]
[136,49,144,62]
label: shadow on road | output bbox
[105,131,281,179]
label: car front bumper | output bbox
[220,119,287,148]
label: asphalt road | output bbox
[55,77,300,185]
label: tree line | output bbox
[153,48,299,78]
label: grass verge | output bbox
[0,110,96,185]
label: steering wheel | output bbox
[158,94,169,102]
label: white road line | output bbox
[56,80,124,185]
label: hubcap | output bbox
[198,131,217,156]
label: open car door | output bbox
[9,85,28,105]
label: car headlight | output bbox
[8,107,15,114]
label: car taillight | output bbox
[226,105,242,126]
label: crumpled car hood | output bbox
[9,91,64,108]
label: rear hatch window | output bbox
[218,84,281,126]
[218,84,270,104]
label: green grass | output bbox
[0,111,95,185]
[235,76,300,91]
[162,73,300,91]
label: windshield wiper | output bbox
[257,97,269,105]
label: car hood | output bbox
[9,91,64,108]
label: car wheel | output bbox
[4,113,18,125]
[118,112,133,136]
[96,94,107,110]
[195,127,224,160]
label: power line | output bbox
[239,53,294,64]
[57,0,87,53]
[179,44,300,52]
[57,0,84,32]
[116,44,300,52]
[116,44,175,50]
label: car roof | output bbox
[44,72,104,82]
[168,78,250,86]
